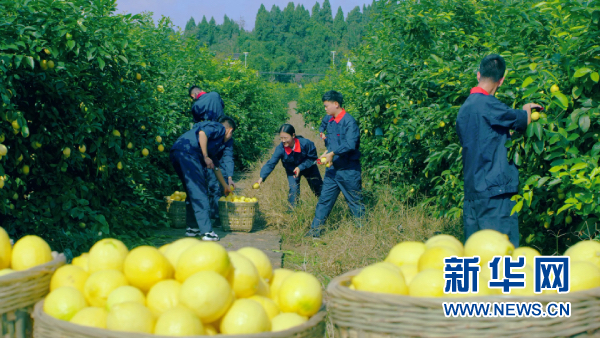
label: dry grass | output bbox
[233,103,462,286]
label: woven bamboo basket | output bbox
[218,200,258,232]
[33,301,326,338]
[164,196,186,229]
[1,254,66,338]
[328,268,600,338]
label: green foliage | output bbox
[298,0,600,253]
[0,0,287,255]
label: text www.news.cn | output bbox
[443,302,571,318]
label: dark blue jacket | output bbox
[324,110,361,170]
[171,121,234,178]
[192,92,224,123]
[318,115,329,134]
[260,136,318,180]
[456,90,528,200]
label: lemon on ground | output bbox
[154,306,204,336]
[385,241,426,267]
[352,263,408,295]
[50,264,89,293]
[256,277,270,297]
[106,302,155,333]
[0,227,11,269]
[220,299,271,334]
[146,279,181,317]
[84,269,129,307]
[0,268,14,276]
[44,286,88,321]
[409,269,445,297]
[70,307,108,328]
[564,240,600,269]
[88,238,128,273]
[11,235,53,271]
[464,229,514,267]
[175,242,231,282]
[123,246,173,292]
[271,312,308,332]
[229,251,260,298]
[398,264,419,285]
[270,268,294,305]
[570,261,600,292]
[72,253,89,272]
[179,270,233,323]
[278,271,322,317]
[237,247,273,280]
[253,183,260,189]
[418,246,459,271]
[425,234,464,255]
[511,246,541,269]
[106,285,146,311]
[248,295,280,319]
[164,238,200,267]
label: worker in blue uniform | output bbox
[456,54,541,248]
[188,85,234,226]
[256,124,323,208]
[170,116,236,241]
[307,90,365,238]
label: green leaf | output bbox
[552,92,568,109]
[522,76,534,88]
[67,40,75,50]
[571,162,587,171]
[549,165,566,173]
[98,58,105,70]
[511,200,524,216]
[513,150,522,166]
[118,55,128,64]
[537,176,550,188]
[557,204,573,214]
[578,115,590,133]
[529,63,537,71]
[24,56,34,69]
[572,86,583,99]
[592,72,600,83]
[533,122,543,140]
[573,67,592,78]
[565,198,579,204]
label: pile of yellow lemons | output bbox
[220,194,258,203]
[348,229,600,297]
[41,237,322,335]
[168,191,187,202]
[1,227,56,276]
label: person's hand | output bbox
[204,156,214,169]
[257,178,263,185]
[293,167,300,178]
[319,132,327,140]
[228,177,235,189]
[325,152,334,164]
[223,185,232,196]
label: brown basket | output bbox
[164,196,187,229]
[218,200,258,232]
[1,254,66,338]
[33,300,326,338]
[327,268,600,338]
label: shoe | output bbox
[304,228,322,239]
[202,231,220,241]
[185,227,201,237]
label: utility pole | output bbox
[244,52,249,68]
[331,51,336,67]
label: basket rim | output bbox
[34,300,326,338]
[219,200,259,206]
[327,267,600,306]
[0,253,66,285]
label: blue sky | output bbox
[115,0,373,31]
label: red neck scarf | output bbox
[284,138,301,155]
[470,87,490,95]
[328,109,346,123]
[195,91,207,100]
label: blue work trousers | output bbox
[206,170,222,219]
[170,150,213,234]
[310,167,365,231]
[463,193,519,248]
[287,165,323,207]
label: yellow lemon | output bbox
[63,147,71,158]
[156,136,162,143]
[564,240,600,269]
[50,264,89,293]
[106,285,145,311]
[22,165,30,175]
[531,112,540,121]
[248,295,280,319]
[352,263,408,295]
[550,84,559,93]
[271,312,308,332]
[270,268,294,305]
[44,286,88,321]
[204,323,218,335]
[0,144,7,156]
[158,243,170,254]
[220,299,271,334]
[70,307,108,329]
[164,238,200,268]
[507,265,535,296]
[0,268,14,277]
[117,162,123,170]
[237,247,273,281]
[175,242,231,282]
[0,227,11,269]
[136,73,142,81]
[278,271,322,317]
[123,246,173,292]
[88,238,128,273]
[253,183,260,189]
[158,144,165,152]
[142,148,149,157]
[127,142,133,149]
[106,302,155,333]
[146,279,181,317]
[464,229,514,267]
[511,246,541,269]
[398,264,419,285]
[154,306,204,336]
[409,269,445,297]
[425,234,464,255]
[385,241,426,267]
[228,251,260,298]
[179,270,233,323]
[79,145,86,153]
[418,246,460,271]
[570,261,600,292]
[84,269,129,307]
[11,235,53,271]
[256,277,270,297]
[72,253,89,272]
